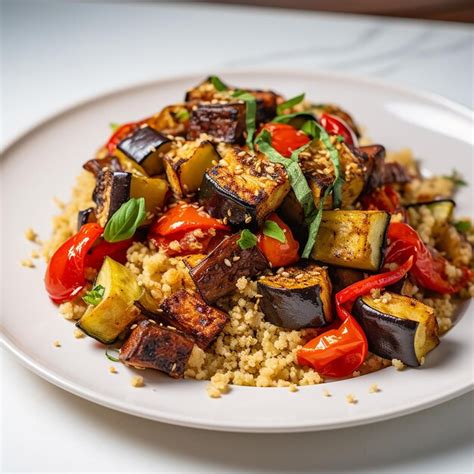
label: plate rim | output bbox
[1,69,473,433]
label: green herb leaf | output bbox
[109,122,120,131]
[175,108,190,122]
[210,75,228,92]
[272,112,316,124]
[443,169,467,188]
[232,90,257,150]
[237,229,258,250]
[105,347,120,362]
[83,284,105,306]
[454,220,472,233]
[104,197,146,243]
[276,93,305,115]
[263,220,286,243]
[336,135,345,143]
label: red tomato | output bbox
[260,123,310,158]
[44,224,103,304]
[84,238,133,270]
[361,184,403,214]
[320,113,358,147]
[257,214,299,267]
[150,204,230,236]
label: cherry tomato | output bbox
[257,214,299,267]
[260,123,310,158]
[320,113,358,147]
[361,184,403,214]
[150,204,230,236]
[44,224,103,304]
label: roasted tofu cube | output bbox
[164,140,220,196]
[117,125,172,176]
[190,233,268,303]
[200,147,290,227]
[299,138,368,209]
[187,102,247,144]
[119,320,194,378]
[161,290,228,349]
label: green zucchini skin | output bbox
[353,296,419,366]
[117,126,171,176]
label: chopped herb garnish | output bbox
[443,169,467,188]
[210,75,228,92]
[175,108,190,122]
[336,135,345,143]
[237,229,258,250]
[454,220,472,233]
[105,347,120,362]
[263,220,286,243]
[83,284,105,306]
[109,122,120,131]
[276,93,305,115]
[301,188,330,258]
[272,111,316,124]
[104,197,146,243]
[232,90,257,150]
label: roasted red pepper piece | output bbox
[319,112,358,147]
[260,123,310,158]
[361,184,402,214]
[105,119,148,154]
[84,238,133,269]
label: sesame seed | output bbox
[244,214,252,224]
[224,259,232,267]
[232,256,241,262]
[281,271,290,278]
[171,363,177,372]
[227,209,232,217]
[130,324,138,330]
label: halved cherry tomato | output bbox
[320,113,358,147]
[84,238,133,270]
[150,204,230,236]
[260,123,310,158]
[105,119,148,154]
[257,214,299,267]
[361,184,403,214]
[44,223,103,304]
[297,257,414,378]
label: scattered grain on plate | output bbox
[392,359,406,371]
[21,259,35,268]
[31,250,40,259]
[368,383,380,394]
[24,227,39,242]
[322,389,331,397]
[346,393,357,404]
[53,340,61,348]
[73,329,85,339]
[131,375,145,387]
[109,366,118,374]
[288,384,298,393]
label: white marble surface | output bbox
[1,1,473,472]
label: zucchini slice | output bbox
[119,320,194,378]
[77,257,143,344]
[407,200,455,236]
[311,210,390,271]
[258,264,333,329]
[190,233,268,304]
[200,147,290,227]
[160,289,228,349]
[164,140,220,196]
[117,125,172,176]
[353,292,440,366]
[93,170,168,226]
[187,102,247,144]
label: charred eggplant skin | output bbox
[77,207,96,231]
[119,320,194,378]
[160,289,228,349]
[190,234,268,304]
[83,156,123,177]
[257,265,333,330]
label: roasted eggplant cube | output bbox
[328,267,364,293]
[83,155,123,177]
[353,293,440,366]
[359,145,387,192]
[117,126,171,176]
[77,257,142,344]
[185,77,229,102]
[93,170,132,226]
[190,234,268,304]
[200,148,290,227]
[252,89,279,123]
[161,290,228,349]
[77,207,96,231]
[311,210,390,271]
[164,140,220,196]
[258,264,333,329]
[187,102,246,144]
[119,320,194,378]
[300,138,368,208]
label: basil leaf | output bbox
[276,93,305,115]
[272,112,316,124]
[237,229,258,250]
[104,197,146,243]
[263,220,286,243]
[109,122,120,131]
[232,91,257,150]
[83,284,105,306]
[105,347,120,362]
[454,220,471,233]
[175,108,190,122]
[336,135,345,143]
[254,130,289,166]
[210,75,228,92]
[443,169,467,188]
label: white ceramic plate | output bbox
[1,71,473,433]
